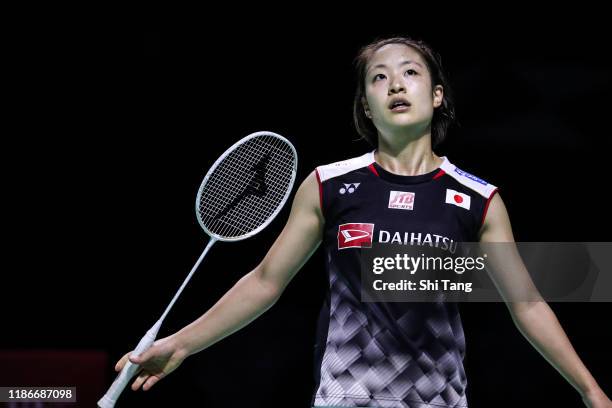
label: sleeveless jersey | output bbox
[311,151,498,408]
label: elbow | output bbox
[249,265,284,305]
[507,287,546,316]
[509,300,537,316]
[509,298,549,326]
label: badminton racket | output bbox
[98,130,297,407]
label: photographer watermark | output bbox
[360,242,612,302]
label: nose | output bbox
[388,76,405,94]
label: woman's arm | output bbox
[176,170,323,355]
[479,194,611,407]
[117,170,324,390]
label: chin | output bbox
[391,118,418,128]
[390,114,429,128]
[386,122,430,136]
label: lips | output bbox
[388,98,411,112]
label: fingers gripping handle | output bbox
[97,321,162,408]
[97,240,215,407]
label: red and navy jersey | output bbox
[311,150,498,408]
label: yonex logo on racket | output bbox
[339,183,360,194]
[338,223,375,249]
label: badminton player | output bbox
[116,37,611,408]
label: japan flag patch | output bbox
[445,189,471,210]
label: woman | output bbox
[116,37,611,407]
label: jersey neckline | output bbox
[369,150,447,185]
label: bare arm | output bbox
[118,171,324,390]
[479,193,610,407]
[176,170,323,355]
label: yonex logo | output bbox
[339,183,360,194]
[454,168,487,185]
[338,223,374,249]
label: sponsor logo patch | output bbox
[338,223,375,249]
[388,191,415,210]
[339,183,360,194]
[454,167,487,185]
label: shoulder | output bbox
[315,151,375,183]
[440,157,498,199]
[480,192,514,241]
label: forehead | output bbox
[367,43,426,69]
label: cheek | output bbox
[415,87,437,110]
[365,92,383,112]
[409,81,431,97]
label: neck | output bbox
[375,131,442,176]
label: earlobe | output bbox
[433,85,444,108]
[362,97,372,118]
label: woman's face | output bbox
[363,43,443,138]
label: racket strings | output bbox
[200,139,292,212]
[209,147,292,235]
[198,134,295,238]
[202,166,290,235]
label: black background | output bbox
[3,9,611,408]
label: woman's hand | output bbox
[115,335,188,391]
[582,387,612,408]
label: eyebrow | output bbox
[368,60,424,73]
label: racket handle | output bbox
[98,322,161,408]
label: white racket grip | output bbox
[98,322,162,408]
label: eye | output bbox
[373,73,386,82]
[405,69,418,76]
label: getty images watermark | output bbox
[359,243,612,302]
[370,252,486,293]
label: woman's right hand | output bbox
[115,335,189,391]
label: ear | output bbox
[432,85,444,108]
[361,96,372,118]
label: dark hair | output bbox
[352,37,456,148]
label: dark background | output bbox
[2,10,611,408]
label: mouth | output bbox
[388,98,411,112]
